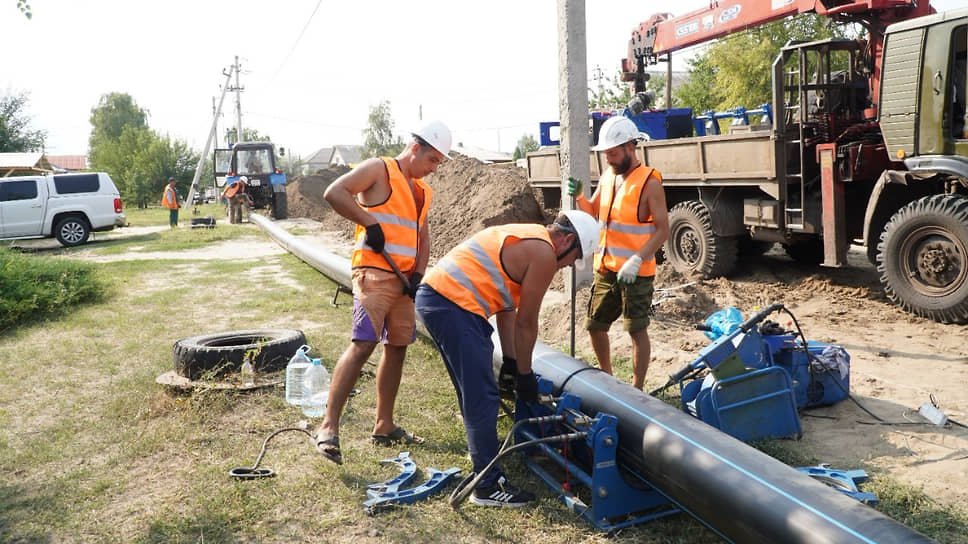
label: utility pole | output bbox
[228,55,244,144]
[185,65,234,207]
[558,0,590,356]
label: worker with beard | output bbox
[568,116,669,390]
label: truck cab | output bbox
[213,142,288,219]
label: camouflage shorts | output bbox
[585,270,654,333]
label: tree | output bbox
[361,101,404,159]
[589,71,632,111]
[88,92,197,207]
[0,90,46,152]
[512,133,539,161]
[16,0,31,19]
[224,127,272,145]
[674,55,722,114]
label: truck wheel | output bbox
[665,200,737,278]
[172,328,307,380]
[782,238,823,265]
[271,192,288,220]
[877,194,968,324]
[54,216,90,247]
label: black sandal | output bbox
[316,434,343,465]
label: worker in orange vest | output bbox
[162,177,180,227]
[569,116,670,390]
[221,179,247,224]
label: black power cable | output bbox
[229,427,315,479]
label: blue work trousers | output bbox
[415,284,503,488]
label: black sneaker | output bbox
[470,476,535,507]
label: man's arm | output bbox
[574,183,601,217]
[636,175,669,259]
[415,223,431,276]
[323,158,388,226]
[507,241,557,374]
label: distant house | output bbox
[0,152,53,176]
[330,145,363,167]
[46,155,88,172]
[305,147,333,173]
[452,142,513,164]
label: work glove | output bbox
[566,177,583,197]
[516,371,538,404]
[403,271,422,299]
[498,356,517,396]
[364,223,385,254]
[617,255,643,284]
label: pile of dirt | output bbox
[284,153,548,262]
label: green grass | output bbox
[1,225,965,543]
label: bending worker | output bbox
[415,210,600,507]
[314,120,451,465]
[569,116,669,390]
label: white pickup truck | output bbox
[0,172,127,247]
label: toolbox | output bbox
[764,336,851,409]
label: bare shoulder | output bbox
[502,237,556,283]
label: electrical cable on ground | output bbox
[229,427,315,480]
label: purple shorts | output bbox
[350,268,416,345]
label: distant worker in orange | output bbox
[314,120,452,465]
[222,179,247,224]
[569,116,669,390]
[162,177,180,228]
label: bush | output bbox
[0,249,105,332]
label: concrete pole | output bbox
[234,56,243,144]
[557,0,590,202]
[558,0,591,356]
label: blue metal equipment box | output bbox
[766,337,851,409]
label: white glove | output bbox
[617,255,643,284]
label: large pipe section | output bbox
[254,215,935,544]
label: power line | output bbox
[270,0,324,81]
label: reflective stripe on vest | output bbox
[423,224,551,319]
[593,164,662,277]
[162,186,178,209]
[351,157,433,273]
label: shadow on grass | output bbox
[0,483,58,543]
[9,232,163,255]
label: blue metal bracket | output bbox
[366,451,417,496]
[797,464,878,505]
[363,467,462,515]
[518,380,680,532]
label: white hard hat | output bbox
[555,210,600,270]
[592,116,642,151]
[412,120,452,159]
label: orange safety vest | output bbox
[594,164,662,277]
[223,181,244,198]
[162,185,178,209]
[351,157,433,274]
[423,224,551,319]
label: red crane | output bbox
[622,0,936,107]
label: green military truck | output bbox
[528,7,968,323]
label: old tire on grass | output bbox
[173,328,306,380]
[877,194,968,324]
[664,200,737,278]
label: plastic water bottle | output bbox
[285,345,313,405]
[302,359,330,417]
[240,355,255,387]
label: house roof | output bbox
[332,145,363,165]
[46,155,88,171]
[0,152,53,175]
[452,143,513,164]
[306,147,333,165]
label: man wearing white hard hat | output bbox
[314,120,451,464]
[568,115,669,390]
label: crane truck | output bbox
[529,0,968,323]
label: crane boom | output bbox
[622,0,936,102]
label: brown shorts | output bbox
[351,268,415,346]
[585,270,654,333]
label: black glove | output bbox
[364,223,385,254]
[404,271,422,299]
[498,356,516,395]
[516,371,538,404]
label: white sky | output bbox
[4,0,963,158]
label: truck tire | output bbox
[271,192,288,220]
[665,200,737,278]
[54,215,90,247]
[782,239,823,265]
[876,194,968,324]
[172,328,306,380]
